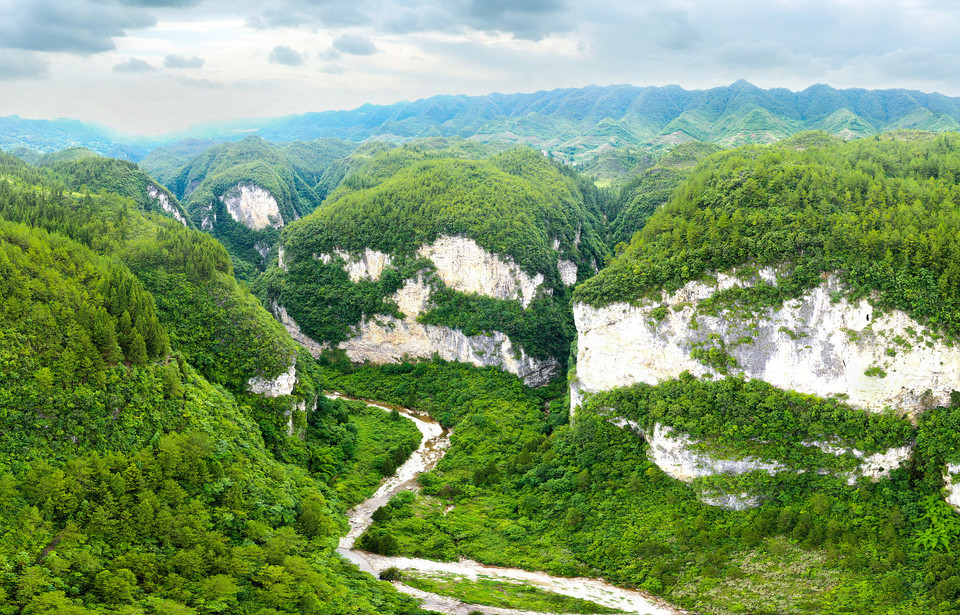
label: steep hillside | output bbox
[572,131,960,508]
[41,154,191,226]
[260,146,608,385]
[0,152,315,439]
[0,153,434,614]
[607,141,723,246]
[165,136,355,276]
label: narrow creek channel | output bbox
[327,392,685,615]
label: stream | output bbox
[328,392,684,615]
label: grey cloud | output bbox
[464,0,571,40]
[320,63,346,74]
[0,50,49,80]
[113,57,157,73]
[269,45,306,66]
[164,54,205,68]
[0,0,155,54]
[332,34,378,56]
[875,48,960,81]
[382,5,455,34]
[246,1,373,29]
[649,10,701,51]
[318,48,341,61]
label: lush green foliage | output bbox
[159,136,354,275]
[0,428,433,614]
[270,146,606,366]
[607,142,723,246]
[328,359,960,614]
[582,373,913,473]
[42,155,191,226]
[0,152,297,393]
[285,147,605,275]
[577,132,960,342]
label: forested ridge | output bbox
[578,131,960,338]
[265,144,608,365]
[0,152,437,614]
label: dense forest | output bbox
[9,118,960,615]
[263,144,608,365]
[0,151,436,613]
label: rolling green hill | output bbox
[0,151,433,614]
[160,136,356,276]
[263,145,607,369]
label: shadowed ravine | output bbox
[327,392,683,615]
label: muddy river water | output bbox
[328,392,683,615]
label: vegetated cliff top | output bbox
[39,153,192,227]
[282,144,608,277]
[607,141,724,246]
[0,151,297,394]
[575,130,960,335]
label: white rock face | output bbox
[558,259,578,286]
[248,364,296,397]
[272,301,328,356]
[573,270,960,414]
[147,185,187,226]
[320,248,393,282]
[273,277,559,387]
[278,246,287,272]
[946,464,960,510]
[647,423,786,482]
[220,183,283,231]
[418,235,545,308]
[640,423,910,507]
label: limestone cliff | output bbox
[572,268,950,507]
[273,235,562,386]
[220,183,284,231]
[147,184,188,226]
[573,269,960,414]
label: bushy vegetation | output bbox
[328,359,960,614]
[40,155,191,226]
[0,151,298,394]
[577,132,960,342]
[269,145,607,366]
[607,142,723,246]
[0,150,438,613]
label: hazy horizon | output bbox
[3,0,960,134]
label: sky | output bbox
[2,0,960,135]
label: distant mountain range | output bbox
[5,81,960,163]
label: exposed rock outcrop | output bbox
[558,259,578,286]
[318,248,393,282]
[418,235,545,308]
[220,183,283,230]
[248,364,297,397]
[274,276,559,387]
[573,270,960,415]
[945,464,960,511]
[573,268,945,507]
[147,184,187,226]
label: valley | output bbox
[5,85,960,614]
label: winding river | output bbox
[328,393,683,615]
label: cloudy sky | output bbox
[1,0,959,135]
